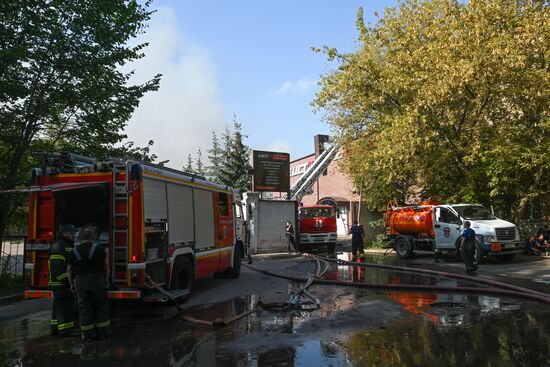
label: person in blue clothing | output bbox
[460,220,478,273]
[524,235,541,256]
[348,221,365,260]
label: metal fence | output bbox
[1,235,26,277]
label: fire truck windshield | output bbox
[452,205,496,220]
[301,207,334,218]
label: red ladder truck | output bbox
[19,152,243,302]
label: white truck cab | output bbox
[434,204,522,262]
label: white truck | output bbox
[385,202,523,262]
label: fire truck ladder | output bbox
[289,143,339,202]
[112,161,130,283]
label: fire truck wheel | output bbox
[395,237,413,259]
[171,257,194,301]
[225,245,242,278]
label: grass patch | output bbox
[366,240,387,249]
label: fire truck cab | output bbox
[298,204,338,252]
[23,152,244,301]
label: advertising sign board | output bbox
[252,150,290,192]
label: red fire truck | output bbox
[21,152,243,301]
[298,205,337,252]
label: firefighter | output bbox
[460,220,478,273]
[243,220,252,264]
[348,221,365,261]
[68,226,111,342]
[285,221,297,253]
[49,224,78,336]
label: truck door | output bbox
[433,207,462,249]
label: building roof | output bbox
[290,153,315,164]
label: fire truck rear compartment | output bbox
[54,185,109,235]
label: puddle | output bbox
[533,277,550,284]
[1,281,550,366]
[346,303,550,366]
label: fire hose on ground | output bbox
[312,254,550,300]
[243,255,550,306]
[144,253,330,328]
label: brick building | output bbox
[278,135,380,242]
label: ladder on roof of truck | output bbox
[112,160,130,283]
[289,142,339,202]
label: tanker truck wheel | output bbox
[474,239,485,264]
[395,237,413,259]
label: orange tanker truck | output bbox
[384,200,522,263]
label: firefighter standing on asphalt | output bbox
[285,221,297,253]
[349,221,365,261]
[460,220,479,273]
[49,224,78,336]
[68,226,111,342]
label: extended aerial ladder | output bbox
[289,142,339,202]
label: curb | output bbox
[0,293,24,305]
[252,253,303,261]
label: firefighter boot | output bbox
[50,319,59,336]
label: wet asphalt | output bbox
[1,252,550,367]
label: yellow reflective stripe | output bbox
[48,281,62,286]
[58,322,74,331]
[96,320,110,328]
[50,254,66,261]
[65,247,72,253]
[48,259,53,283]
[51,319,58,325]
[81,324,95,331]
[57,273,68,280]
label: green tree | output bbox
[184,153,194,173]
[0,0,161,240]
[218,115,251,191]
[313,0,549,220]
[217,125,233,185]
[195,148,205,177]
[206,132,221,182]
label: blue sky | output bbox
[125,0,397,168]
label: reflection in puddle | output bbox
[1,284,549,366]
[346,303,550,367]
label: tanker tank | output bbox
[387,206,435,237]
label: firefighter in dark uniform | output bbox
[49,224,78,336]
[68,226,111,342]
[348,221,365,261]
[460,220,479,273]
[285,221,297,253]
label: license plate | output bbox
[25,243,50,251]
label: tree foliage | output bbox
[184,153,194,174]
[215,115,251,191]
[0,0,162,235]
[206,132,221,182]
[195,148,205,176]
[313,0,549,219]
